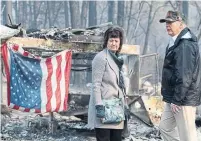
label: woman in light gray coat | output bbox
[88,26,128,141]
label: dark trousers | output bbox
[95,128,123,141]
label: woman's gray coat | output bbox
[87,48,125,129]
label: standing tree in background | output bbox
[108,1,114,24]
[88,1,97,27]
[117,1,124,27]
[69,1,80,28]
[28,1,33,27]
[43,2,48,28]
[64,1,70,28]
[22,1,27,27]
[51,2,63,27]
[13,1,18,24]
[181,1,188,24]
[81,1,88,28]
[195,1,201,41]
[2,1,7,25]
[47,1,53,27]
[142,1,153,55]
[142,1,166,54]
[31,1,43,29]
[126,1,134,36]
[2,1,12,25]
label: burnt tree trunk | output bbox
[43,2,48,28]
[28,1,32,28]
[14,1,18,24]
[22,1,27,26]
[47,1,52,28]
[181,1,188,24]
[126,1,133,36]
[69,1,80,28]
[81,1,88,28]
[64,1,70,28]
[108,1,114,24]
[2,1,6,24]
[32,1,37,29]
[52,2,63,26]
[142,2,153,55]
[117,1,124,27]
[88,1,97,27]
[4,1,12,25]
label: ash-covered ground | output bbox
[1,109,161,141]
[1,110,201,141]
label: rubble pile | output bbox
[27,27,104,41]
[1,111,95,141]
[1,110,163,141]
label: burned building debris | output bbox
[1,24,201,141]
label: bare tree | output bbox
[69,1,80,28]
[28,1,32,27]
[142,1,167,54]
[117,1,124,27]
[22,1,27,26]
[1,2,5,24]
[31,1,43,29]
[52,2,63,27]
[47,1,53,27]
[128,2,144,43]
[126,1,132,36]
[88,1,97,27]
[2,1,6,24]
[43,2,48,28]
[46,1,62,28]
[142,1,153,55]
[108,1,114,24]
[195,2,201,41]
[64,1,70,28]
[3,1,12,25]
[98,2,108,25]
[14,1,18,24]
[168,1,180,11]
[181,1,189,24]
[80,1,88,28]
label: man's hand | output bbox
[170,103,181,114]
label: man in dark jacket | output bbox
[159,11,201,141]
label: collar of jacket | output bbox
[105,49,120,82]
[166,27,196,54]
[108,49,123,69]
[174,27,189,47]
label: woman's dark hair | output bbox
[103,26,124,52]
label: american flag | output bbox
[1,43,72,113]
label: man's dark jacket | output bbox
[161,27,201,106]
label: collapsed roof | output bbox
[26,22,114,44]
[0,24,20,40]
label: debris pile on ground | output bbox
[1,107,201,141]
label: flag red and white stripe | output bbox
[1,43,72,113]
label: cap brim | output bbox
[159,19,166,23]
[159,18,176,23]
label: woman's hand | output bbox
[95,105,105,118]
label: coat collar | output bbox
[105,49,119,81]
[166,27,190,55]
